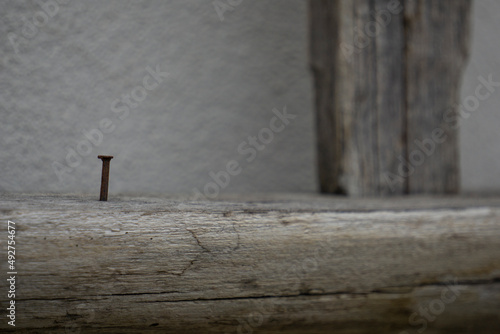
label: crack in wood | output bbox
[16,278,499,304]
[169,228,212,277]
[232,222,241,251]
[186,228,211,253]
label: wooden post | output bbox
[310,0,472,196]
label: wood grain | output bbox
[311,0,472,196]
[404,0,472,194]
[0,194,499,333]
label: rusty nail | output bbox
[98,155,113,201]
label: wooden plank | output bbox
[350,0,382,195]
[311,0,406,196]
[311,0,472,196]
[374,0,406,195]
[12,284,500,333]
[1,194,499,333]
[405,0,472,194]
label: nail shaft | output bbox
[98,155,113,201]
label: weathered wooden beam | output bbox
[310,0,472,196]
[1,194,499,333]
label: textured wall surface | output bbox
[0,0,498,196]
[0,0,315,196]
[460,0,500,193]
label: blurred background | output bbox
[0,0,498,196]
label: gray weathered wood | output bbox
[1,194,499,333]
[311,0,472,196]
[405,0,472,194]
